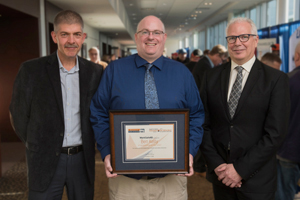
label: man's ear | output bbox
[51,31,58,44]
[295,52,300,62]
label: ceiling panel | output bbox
[47,0,272,46]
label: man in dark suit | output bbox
[192,44,227,177]
[275,41,300,200]
[193,44,227,91]
[200,17,290,199]
[185,49,202,72]
[9,10,103,199]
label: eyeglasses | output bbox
[136,29,164,37]
[226,34,256,44]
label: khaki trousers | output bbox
[108,175,187,200]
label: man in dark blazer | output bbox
[275,41,300,200]
[192,44,227,176]
[200,17,290,200]
[9,10,103,199]
[193,44,227,91]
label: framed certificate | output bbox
[109,109,189,174]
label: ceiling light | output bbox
[199,11,202,13]
[116,33,118,35]
[209,3,212,5]
[162,3,167,6]
[132,13,136,16]
[204,3,207,5]
[185,22,188,25]
[159,13,163,16]
[129,3,133,6]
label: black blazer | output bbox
[192,56,212,91]
[10,53,103,191]
[200,59,290,193]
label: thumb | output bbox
[217,166,226,172]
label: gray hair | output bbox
[225,17,257,36]
[54,10,84,32]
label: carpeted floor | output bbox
[0,151,214,200]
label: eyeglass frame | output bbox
[136,29,165,37]
[225,34,257,44]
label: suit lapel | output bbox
[221,63,231,120]
[233,59,260,118]
[46,53,64,121]
[78,57,89,117]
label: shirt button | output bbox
[56,152,60,156]
[60,133,63,136]
[230,126,233,128]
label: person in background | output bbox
[89,47,108,69]
[203,49,210,56]
[176,48,190,64]
[261,52,282,70]
[110,54,117,62]
[192,44,227,178]
[271,44,280,56]
[185,49,203,72]
[193,44,227,91]
[9,10,103,199]
[90,15,204,200]
[275,41,300,200]
[171,52,178,60]
[102,54,111,64]
[200,17,289,200]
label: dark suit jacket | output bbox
[278,69,300,163]
[9,53,103,191]
[192,56,212,92]
[200,59,290,193]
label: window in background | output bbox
[289,0,295,22]
[194,32,198,49]
[209,27,214,50]
[185,37,189,48]
[199,30,206,51]
[218,21,225,46]
[234,12,246,18]
[214,25,218,46]
[250,7,257,26]
[189,34,194,51]
[267,0,277,26]
[179,40,183,49]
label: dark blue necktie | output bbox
[144,63,159,109]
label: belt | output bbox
[141,176,156,180]
[61,145,83,155]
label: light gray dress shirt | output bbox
[57,53,82,147]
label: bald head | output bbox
[294,41,300,67]
[134,15,167,63]
[136,15,165,33]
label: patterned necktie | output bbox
[144,63,159,109]
[228,66,244,119]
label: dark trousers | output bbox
[28,152,93,200]
[193,148,206,173]
[275,159,300,200]
[213,184,275,200]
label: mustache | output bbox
[64,44,79,48]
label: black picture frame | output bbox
[109,109,189,174]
